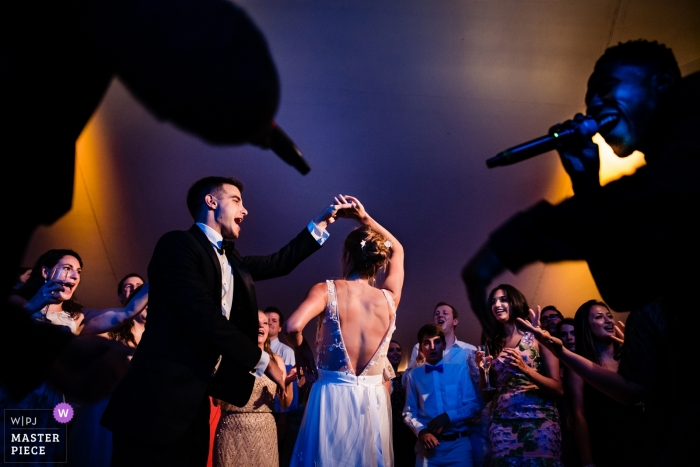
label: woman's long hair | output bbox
[16,249,84,318]
[573,300,620,365]
[486,284,530,356]
[342,226,391,284]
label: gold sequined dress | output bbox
[214,374,278,467]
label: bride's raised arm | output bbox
[335,194,404,307]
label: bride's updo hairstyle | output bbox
[342,226,391,281]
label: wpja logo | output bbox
[3,403,72,463]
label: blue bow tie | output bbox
[425,364,443,374]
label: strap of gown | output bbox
[316,280,352,372]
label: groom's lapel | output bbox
[188,225,222,288]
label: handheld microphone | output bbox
[485,115,618,168]
[269,122,311,175]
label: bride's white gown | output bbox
[291,280,397,467]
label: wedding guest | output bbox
[557,318,576,352]
[388,340,417,467]
[265,306,299,467]
[70,284,148,467]
[12,250,149,336]
[403,324,481,467]
[1,249,147,465]
[403,302,487,465]
[213,311,292,467]
[568,301,643,466]
[541,306,564,335]
[405,303,477,371]
[117,273,145,306]
[556,318,578,467]
[476,284,563,465]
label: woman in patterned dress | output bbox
[283,195,404,467]
[213,311,294,467]
[476,284,563,467]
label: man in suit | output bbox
[102,176,348,466]
[1,0,298,403]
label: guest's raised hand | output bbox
[611,321,625,345]
[516,316,564,357]
[529,305,542,328]
[25,281,64,313]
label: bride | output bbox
[283,195,404,467]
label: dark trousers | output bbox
[111,396,210,467]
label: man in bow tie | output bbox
[102,176,349,466]
[403,324,481,467]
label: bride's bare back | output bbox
[333,280,393,374]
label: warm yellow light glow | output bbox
[531,135,645,317]
[594,133,646,185]
[23,111,138,307]
[544,133,646,204]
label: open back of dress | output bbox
[291,280,398,467]
[314,280,396,379]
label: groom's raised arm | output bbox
[242,201,351,281]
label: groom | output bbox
[102,176,346,466]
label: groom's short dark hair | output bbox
[187,176,244,219]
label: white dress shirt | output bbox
[196,221,329,377]
[402,359,480,437]
[270,337,296,366]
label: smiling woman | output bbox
[213,311,292,467]
[11,249,149,336]
[1,249,148,465]
[567,301,644,467]
[476,284,564,466]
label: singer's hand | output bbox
[550,114,601,195]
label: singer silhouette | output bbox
[463,39,700,467]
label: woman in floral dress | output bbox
[476,284,563,467]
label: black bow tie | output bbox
[217,241,235,256]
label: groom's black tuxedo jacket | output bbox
[102,224,320,444]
